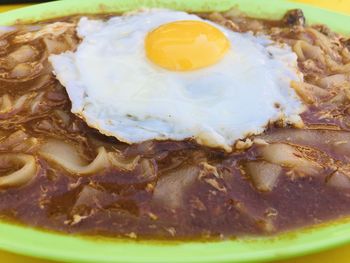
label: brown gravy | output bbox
[0,9,350,240]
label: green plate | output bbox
[0,0,350,262]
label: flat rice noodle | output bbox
[9,62,43,80]
[328,84,350,104]
[0,153,37,188]
[12,94,28,110]
[318,74,350,89]
[258,143,321,176]
[0,94,28,119]
[245,161,282,192]
[0,94,12,112]
[137,159,157,182]
[341,47,350,63]
[43,37,70,54]
[326,57,350,74]
[7,45,37,65]
[326,171,350,189]
[108,151,140,171]
[306,28,341,61]
[0,130,28,149]
[108,151,157,182]
[0,130,40,153]
[260,129,350,162]
[72,185,115,210]
[54,110,70,126]
[0,39,8,49]
[13,22,75,43]
[39,139,109,175]
[36,119,54,132]
[62,32,78,49]
[153,166,199,209]
[30,74,53,91]
[30,92,45,113]
[293,40,325,63]
[12,137,40,153]
[291,81,330,104]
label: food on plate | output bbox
[49,10,303,151]
[0,8,350,239]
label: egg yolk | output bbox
[145,20,230,71]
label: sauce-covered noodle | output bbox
[0,9,350,239]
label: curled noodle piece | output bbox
[153,165,199,209]
[291,81,330,104]
[0,93,29,119]
[39,139,110,175]
[0,130,28,149]
[327,61,350,74]
[0,153,37,188]
[259,129,350,163]
[306,28,342,62]
[258,143,322,176]
[13,93,29,109]
[13,22,75,43]
[327,171,350,189]
[0,94,12,112]
[245,161,282,192]
[293,40,325,63]
[108,151,140,171]
[0,131,40,153]
[318,74,350,89]
[9,62,43,80]
[43,37,71,54]
[3,45,38,68]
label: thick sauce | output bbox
[0,10,350,239]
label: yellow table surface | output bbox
[0,1,350,262]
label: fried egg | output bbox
[49,9,304,151]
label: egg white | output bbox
[49,9,304,151]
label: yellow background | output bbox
[0,0,350,262]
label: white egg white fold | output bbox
[49,9,304,151]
